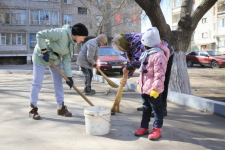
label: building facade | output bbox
[0,0,141,65]
[171,0,225,54]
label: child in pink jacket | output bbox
[134,27,170,140]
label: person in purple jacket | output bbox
[112,30,174,117]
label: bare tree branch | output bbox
[135,0,171,41]
[190,0,217,29]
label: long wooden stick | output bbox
[97,69,119,88]
[49,60,94,106]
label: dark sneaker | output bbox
[137,106,143,111]
[57,102,72,117]
[29,104,41,120]
[84,89,96,95]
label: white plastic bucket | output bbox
[84,106,111,135]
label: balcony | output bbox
[218,2,225,16]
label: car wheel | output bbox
[93,68,100,75]
[211,61,219,68]
[187,60,193,67]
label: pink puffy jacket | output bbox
[137,45,170,94]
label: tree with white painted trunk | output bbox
[134,0,218,94]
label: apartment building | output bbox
[0,0,141,65]
[171,0,225,54]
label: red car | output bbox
[186,50,225,68]
[93,46,127,74]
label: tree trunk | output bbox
[169,52,192,95]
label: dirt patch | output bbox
[188,67,225,102]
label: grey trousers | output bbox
[30,64,64,107]
[80,67,93,92]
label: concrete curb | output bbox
[167,91,225,116]
[72,70,225,117]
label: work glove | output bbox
[41,49,49,62]
[136,84,139,91]
[66,77,74,89]
[150,90,159,99]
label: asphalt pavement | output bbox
[0,70,225,150]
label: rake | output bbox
[49,60,94,106]
[97,68,119,88]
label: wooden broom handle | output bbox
[49,60,94,106]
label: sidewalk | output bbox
[0,72,225,150]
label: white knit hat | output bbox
[97,34,108,44]
[141,27,161,47]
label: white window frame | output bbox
[29,10,59,25]
[202,32,208,38]
[0,33,6,45]
[219,37,225,47]
[63,15,72,25]
[202,18,207,23]
[0,33,26,45]
[64,0,72,4]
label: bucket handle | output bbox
[97,112,111,126]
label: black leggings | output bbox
[162,54,174,108]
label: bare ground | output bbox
[188,66,225,102]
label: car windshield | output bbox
[99,47,120,56]
[207,51,222,56]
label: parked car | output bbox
[186,50,225,68]
[93,46,127,74]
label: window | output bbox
[202,18,207,23]
[218,19,225,28]
[0,9,26,25]
[219,37,225,47]
[123,14,131,26]
[98,0,104,5]
[0,33,26,45]
[96,16,103,26]
[131,14,138,26]
[63,15,72,25]
[202,32,208,38]
[30,33,37,48]
[172,0,181,8]
[115,13,122,24]
[30,10,59,25]
[199,51,208,56]
[78,7,87,14]
[189,52,198,56]
[0,33,6,45]
[64,0,72,4]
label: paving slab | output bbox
[0,73,225,150]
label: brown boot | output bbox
[57,102,72,117]
[29,104,41,120]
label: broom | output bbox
[97,68,119,88]
[111,77,126,113]
[49,60,94,106]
